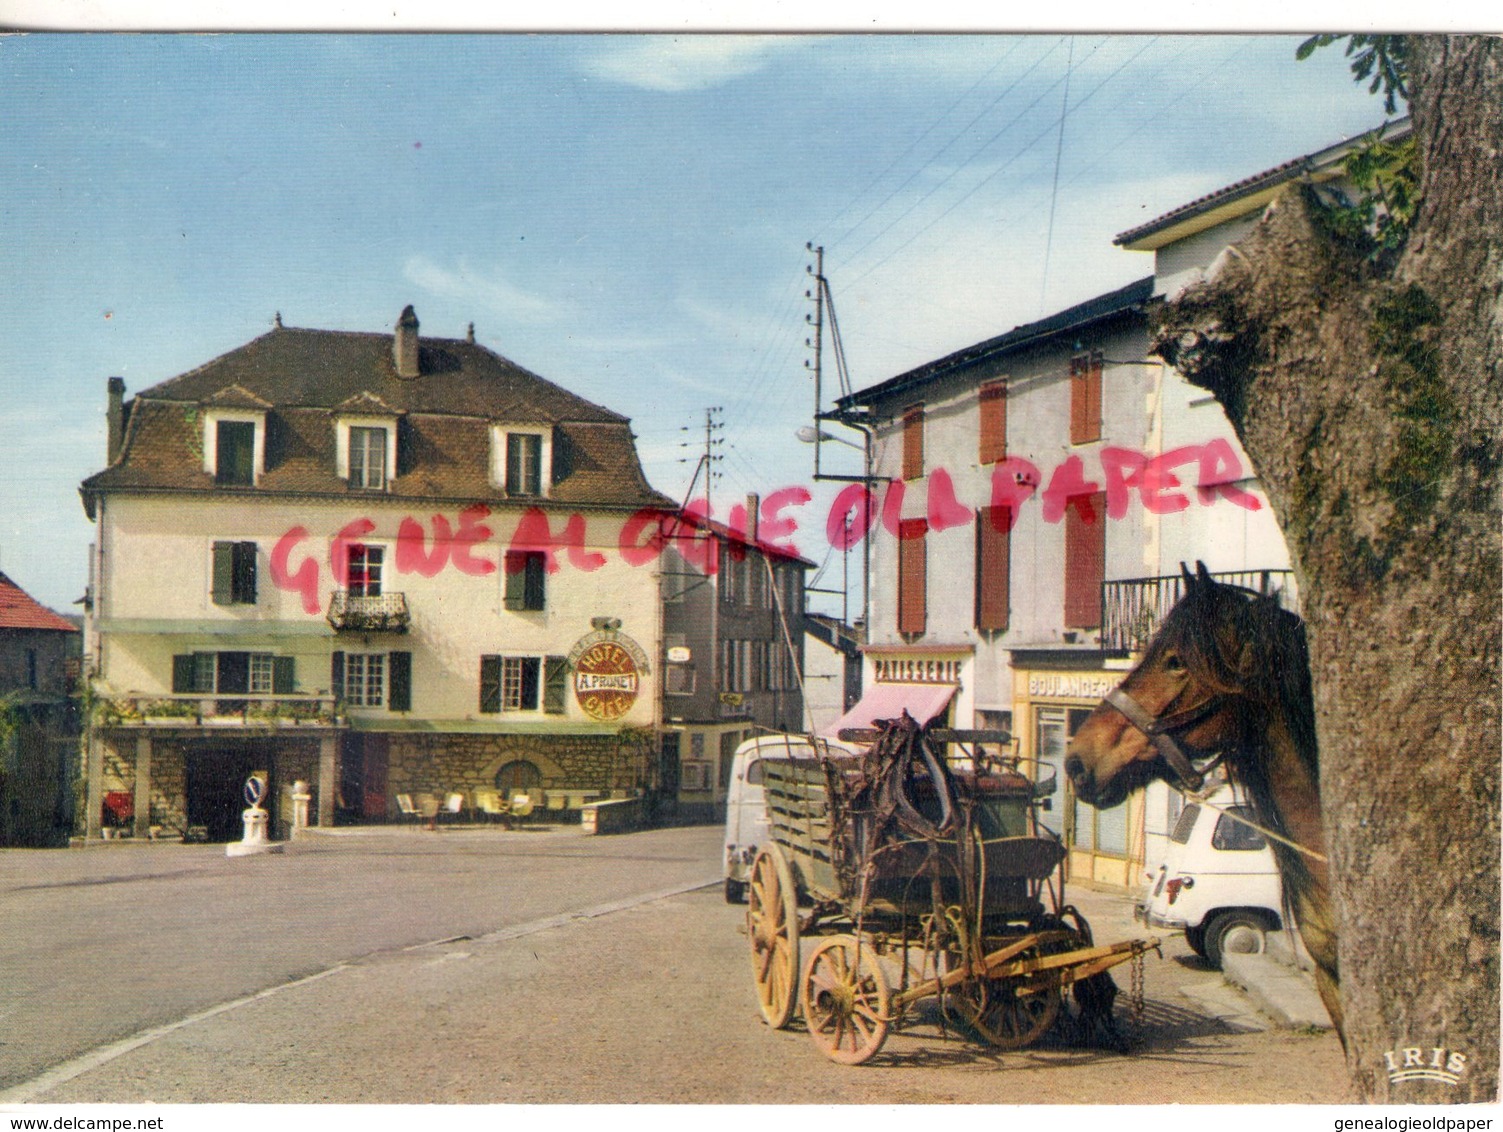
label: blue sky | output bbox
[2,33,1390,612]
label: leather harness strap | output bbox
[1104,686,1220,793]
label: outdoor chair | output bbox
[416,793,441,830]
[395,794,421,827]
[475,791,512,827]
[441,792,466,824]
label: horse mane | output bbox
[1154,579,1321,896]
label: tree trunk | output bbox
[1152,35,1500,1103]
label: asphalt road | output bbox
[0,823,1351,1105]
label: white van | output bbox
[1138,784,1285,968]
[722,733,860,903]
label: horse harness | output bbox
[1101,686,1329,865]
[1102,686,1226,794]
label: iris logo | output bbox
[1383,1045,1467,1086]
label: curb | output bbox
[1221,950,1333,1030]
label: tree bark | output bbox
[1152,35,1500,1103]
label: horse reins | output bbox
[1102,686,1329,865]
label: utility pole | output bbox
[806,245,825,482]
[678,406,723,518]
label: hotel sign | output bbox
[569,629,650,722]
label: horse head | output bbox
[1065,562,1308,808]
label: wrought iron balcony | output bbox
[1101,569,1298,653]
[327,591,410,632]
[96,693,341,729]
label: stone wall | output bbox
[388,732,652,798]
[151,742,187,834]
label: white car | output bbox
[1138,784,1285,969]
[722,733,860,903]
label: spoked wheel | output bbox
[964,976,1062,1050]
[801,935,892,1065]
[746,844,800,1029]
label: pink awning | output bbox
[822,683,957,739]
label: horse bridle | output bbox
[1103,685,1227,793]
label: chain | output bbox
[1128,950,1147,1044]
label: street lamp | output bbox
[796,425,864,452]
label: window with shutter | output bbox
[211,541,258,605]
[897,518,928,636]
[216,421,256,485]
[902,405,925,481]
[331,651,345,700]
[979,381,1008,464]
[1069,352,1103,445]
[387,651,412,712]
[1063,491,1107,629]
[504,552,547,611]
[975,505,1012,632]
[479,655,501,713]
[543,656,568,714]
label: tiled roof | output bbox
[1114,118,1411,250]
[0,572,78,633]
[81,316,673,512]
[137,324,627,423]
[837,277,1153,411]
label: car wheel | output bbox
[724,878,747,904]
[1184,924,1208,958]
[1204,910,1267,969]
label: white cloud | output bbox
[403,256,573,325]
[578,36,808,92]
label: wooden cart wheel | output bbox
[965,976,1061,1051]
[801,935,892,1065]
[746,845,800,1029]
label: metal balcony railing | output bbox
[1100,569,1299,653]
[327,591,410,632]
[97,693,341,729]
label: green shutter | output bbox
[503,555,526,610]
[525,555,546,610]
[544,656,568,714]
[211,542,234,606]
[331,651,345,700]
[479,655,501,713]
[235,542,258,604]
[272,656,295,695]
[172,654,195,693]
[387,651,412,712]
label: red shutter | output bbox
[979,381,1007,464]
[897,519,927,636]
[975,506,1011,631]
[1069,353,1103,445]
[902,405,925,481]
[1063,491,1106,629]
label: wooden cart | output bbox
[746,714,1159,1064]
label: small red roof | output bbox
[0,572,78,633]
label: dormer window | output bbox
[349,427,387,490]
[336,416,397,491]
[492,425,552,498]
[202,410,266,487]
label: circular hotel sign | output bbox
[569,629,650,722]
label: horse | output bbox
[1063,562,1343,1042]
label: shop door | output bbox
[362,735,389,818]
[186,746,254,842]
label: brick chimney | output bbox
[106,377,126,464]
[394,305,420,378]
[745,492,760,546]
